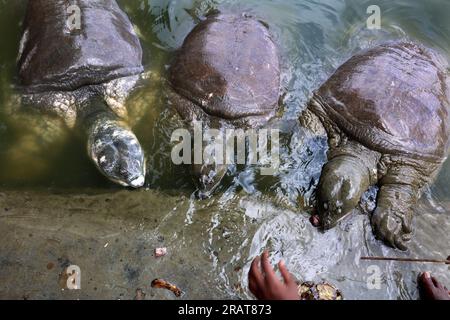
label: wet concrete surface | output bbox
[0,189,239,300]
[0,188,449,300]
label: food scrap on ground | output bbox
[298,282,343,300]
[151,279,182,297]
[154,247,167,258]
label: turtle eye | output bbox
[96,144,119,175]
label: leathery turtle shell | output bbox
[18,0,143,94]
[169,13,280,120]
[311,42,450,162]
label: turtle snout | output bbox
[318,201,344,230]
[88,121,146,188]
[321,214,337,230]
[119,156,146,189]
[128,174,145,188]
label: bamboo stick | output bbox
[361,256,450,264]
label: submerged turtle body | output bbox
[15,0,147,187]
[305,42,450,250]
[169,13,280,194]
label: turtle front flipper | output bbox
[371,157,438,251]
[80,97,146,188]
[19,91,77,128]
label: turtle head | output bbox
[317,156,370,229]
[88,119,146,188]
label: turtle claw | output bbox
[371,209,412,251]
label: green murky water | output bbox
[0,0,449,299]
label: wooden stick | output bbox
[361,256,450,264]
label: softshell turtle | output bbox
[12,0,148,187]
[168,13,280,195]
[302,42,450,250]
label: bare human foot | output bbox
[418,272,450,300]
